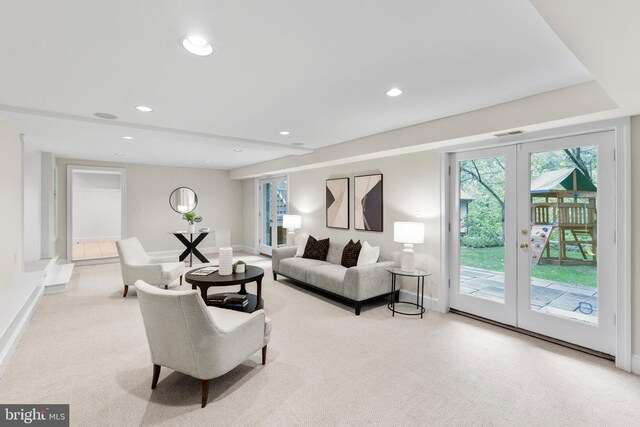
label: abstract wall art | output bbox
[326,177,349,229]
[354,173,383,232]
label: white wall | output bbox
[71,172,121,242]
[56,158,243,259]
[284,150,441,298]
[22,142,41,264]
[0,119,23,290]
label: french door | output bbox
[259,176,288,255]
[450,131,616,355]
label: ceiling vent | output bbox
[494,130,525,137]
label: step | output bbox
[43,263,74,294]
[0,271,44,377]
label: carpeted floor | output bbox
[1,253,639,426]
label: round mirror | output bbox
[169,187,198,214]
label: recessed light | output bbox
[114,152,125,157]
[233,149,243,152]
[135,105,153,112]
[122,136,134,140]
[181,35,213,56]
[205,160,211,164]
[94,112,118,120]
[385,88,403,97]
[279,131,291,136]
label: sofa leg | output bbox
[355,302,361,316]
[123,285,129,298]
[262,345,267,365]
[151,364,161,389]
[201,379,209,408]
[273,272,277,280]
[164,284,168,289]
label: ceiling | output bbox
[0,0,593,169]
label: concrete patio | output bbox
[460,266,598,324]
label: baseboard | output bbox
[72,236,120,243]
[148,245,249,259]
[148,247,218,258]
[632,354,640,375]
[398,289,442,312]
[238,245,259,255]
[0,277,44,378]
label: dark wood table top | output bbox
[185,265,264,286]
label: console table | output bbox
[170,231,209,267]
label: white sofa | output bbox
[272,241,396,315]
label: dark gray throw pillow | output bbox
[341,239,362,268]
[302,235,330,261]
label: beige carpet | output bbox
[1,253,639,426]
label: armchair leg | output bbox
[262,345,267,365]
[273,272,277,280]
[201,380,209,408]
[123,285,129,298]
[180,275,183,286]
[355,302,361,316]
[164,284,168,289]
[151,364,161,389]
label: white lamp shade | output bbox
[283,214,302,229]
[394,221,425,244]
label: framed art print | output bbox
[326,177,349,229]
[354,173,383,232]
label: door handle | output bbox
[519,243,529,249]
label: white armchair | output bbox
[116,237,185,297]
[135,280,271,408]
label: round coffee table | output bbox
[185,265,265,313]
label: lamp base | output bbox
[400,244,415,272]
[286,229,295,246]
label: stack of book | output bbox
[208,293,249,309]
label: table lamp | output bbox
[283,214,302,246]
[394,221,425,272]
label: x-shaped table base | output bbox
[173,232,209,267]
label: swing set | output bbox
[530,168,597,266]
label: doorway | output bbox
[67,166,126,262]
[449,131,616,355]
[259,176,288,256]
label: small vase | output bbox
[187,224,196,233]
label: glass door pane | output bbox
[459,156,507,303]
[450,146,517,326]
[516,130,615,355]
[276,179,288,246]
[528,146,598,324]
[262,182,273,247]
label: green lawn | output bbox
[460,246,597,288]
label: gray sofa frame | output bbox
[272,243,396,315]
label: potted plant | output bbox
[233,260,246,274]
[183,212,202,233]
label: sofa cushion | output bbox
[341,240,362,268]
[357,241,380,266]
[306,264,347,296]
[302,236,330,260]
[279,257,329,282]
[295,233,309,257]
[326,241,346,265]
